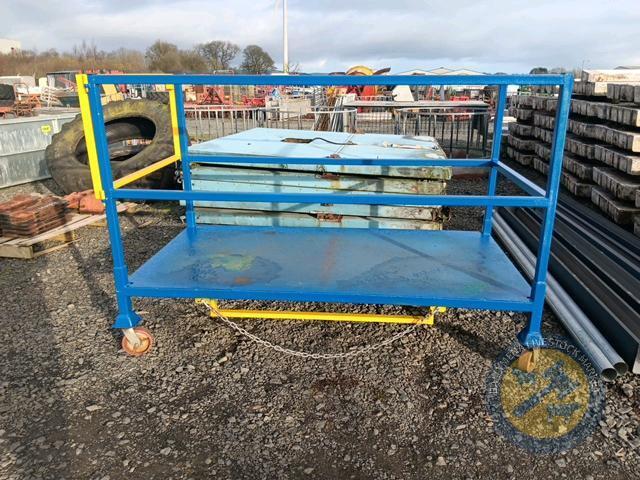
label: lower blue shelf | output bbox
[127,226,533,311]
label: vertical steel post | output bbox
[173,84,196,230]
[86,81,141,329]
[518,74,574,348]
[482,84,507,236]
[76,74,105,200]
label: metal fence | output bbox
[185,105,358,142]
[396,108,490,157]
[185,101,490,157]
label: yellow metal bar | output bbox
[113,154,179,189]
[216,309,435,324]
[198,299,445,325]
[166,84,182,159]
[76,74,105,200]
[111,84,181,190]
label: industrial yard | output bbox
[1,177,639,479]
[2,1,640,479]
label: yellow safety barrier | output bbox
[112,154,180,189]
[76,77,182,197]
[76,74,105,200]
[166,84,182,158]
[199,299,445,325]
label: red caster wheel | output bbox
[121,327,154,357]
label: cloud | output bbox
[2,0,639,73]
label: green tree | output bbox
[240,45,275,74]
[179,49,208,73]
[145,41,182,73]
[197,41,239,71]
[529,67,549,75]
[106,48,146,72]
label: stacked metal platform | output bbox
[189,128,451,230]
[506,70,640,235]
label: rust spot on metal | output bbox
[320,237,340,283]
[320,172,340,180]
[317,213,343,222]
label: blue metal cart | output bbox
[78,73,573,365]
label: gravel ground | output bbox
[1,177,639,480]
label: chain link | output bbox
[203,302,419,360]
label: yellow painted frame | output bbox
[76,74,105,200]
[76,77,182,198]
[113,85,183,189]
[198,299,445,325]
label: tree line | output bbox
[0,40,276,79]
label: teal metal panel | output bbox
[189,128,452,180]
[189,129,447,221]
[189,196,442,221]
[193,161,451,180]
[195,208,442,230]
[190,166,446,194]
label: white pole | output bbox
[283,0,289,74]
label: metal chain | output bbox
[203,302,419,360]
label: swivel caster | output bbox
[516,348,540,373]
[121,327,154,357]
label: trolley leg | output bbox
[105,198,141,330]
[517,77,573,358]
[86,83,143,332]
[517,299,545,349]
[113,292,142,329]
[516,303,544,372]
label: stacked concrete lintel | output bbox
[506,69,640,236]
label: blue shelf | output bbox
[127,226,533,311]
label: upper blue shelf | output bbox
[127,226,533,311]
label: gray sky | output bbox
[3,0,639,73]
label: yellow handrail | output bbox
[166,84,182,159]
[113,154,180,189]
[76,77,182,197]
[76,73,105,200]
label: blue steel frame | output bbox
[85,73,574,349]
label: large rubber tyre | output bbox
[146,91,170,104]
[0,84,14,101]
[45,99,176,194]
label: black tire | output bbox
[45,99,176,193]
[0,84,14,101]
[146,91,170,104]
